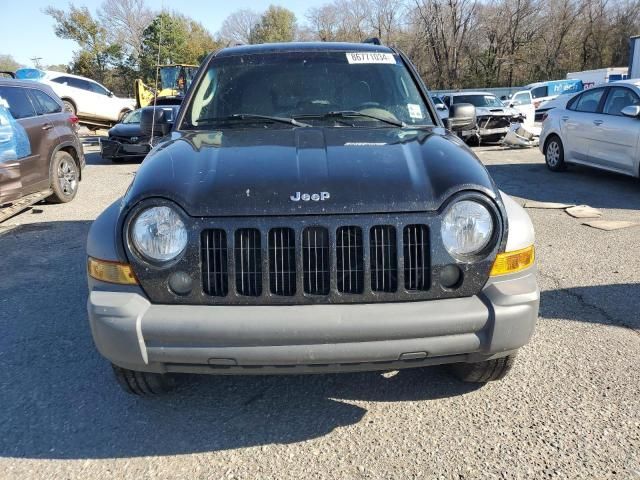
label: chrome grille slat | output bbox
[201,229,228,296]
[403,225,429,291]
[269,228,296,296]
[235,228,262,296]
[336,226,364,294]
[303,227,330,295]
[370,225,397,292]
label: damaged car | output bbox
[101,106,179,162]
[443,92,525,144]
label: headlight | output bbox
[441,200,494,257]
[130,205,188,262]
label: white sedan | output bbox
[540,80,640,177]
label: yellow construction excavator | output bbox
[135,64,198,108]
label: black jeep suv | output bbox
[86,42,539,395]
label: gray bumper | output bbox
[88,269,539,375]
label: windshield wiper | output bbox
[197,114,311,128]
[296,110,406,128]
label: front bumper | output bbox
[88,268,539,375]
[100,138,150,159]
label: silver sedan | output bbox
[540,80,640,177]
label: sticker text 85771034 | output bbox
[346,52,396,64]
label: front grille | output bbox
[477,115,511,130]
[403,225,430,291]
[234,228,262,296]
[302,227,330,295]
[370,225,398,293]
[201,229,228,296]
[269,228,296,296]
[199,218,444,303]
[336,226,364,294]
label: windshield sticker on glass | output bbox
[407,103,423,119]
[0,97,32,162]
[346,52,396,64]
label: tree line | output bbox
[1,0,638,95]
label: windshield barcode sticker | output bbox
[346,52,396,64]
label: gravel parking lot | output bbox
[1,145,638,479]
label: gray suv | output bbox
[0,78,84,209]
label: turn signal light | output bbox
[88,257,138,285]
[490,245,535,276]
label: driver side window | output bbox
[602,87,640,116]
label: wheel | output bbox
[111,364,175,395]
[48,151,79,203]
[544,135,566,171]
[62,100,76,115]
[450,354,517,383]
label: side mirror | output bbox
[436,103,447,111]
[108,91,114,97]
[140,107,174,137]
[621,105,640,118]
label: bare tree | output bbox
[218,9,261,45]
[366,0,407,43]
[413,0,479,88]
[306,4,341,41]
[98,0,154,58]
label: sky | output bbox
[0,0,328,67]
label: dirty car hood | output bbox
[122,127,499,217]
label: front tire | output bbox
[450,354,517,383]
[48,151,79,203]
[112,364,175,395]
[544,135,566,171]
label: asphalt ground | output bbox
[0,145,638,479]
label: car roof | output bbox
[216,42,394,58]
[447,91,495,97]
[0,77,57,92]
[42,70,104,85]
[610,79,640,88]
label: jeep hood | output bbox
[122,127,499,217]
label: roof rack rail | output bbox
[0,71,16,79]
[362,37,381,45]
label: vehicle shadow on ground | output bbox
[539,283,640,330]
[83,148,144,166]
[485,162,640,211]
[0,220,480,460]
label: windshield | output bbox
[122,109,142,124]
[453,95,504,108]
[160,66,197,93]
[182,51,434,129]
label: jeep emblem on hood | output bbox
[290,192,330,202]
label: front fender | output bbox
[500,191,535,251]
[87,200,125,262]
